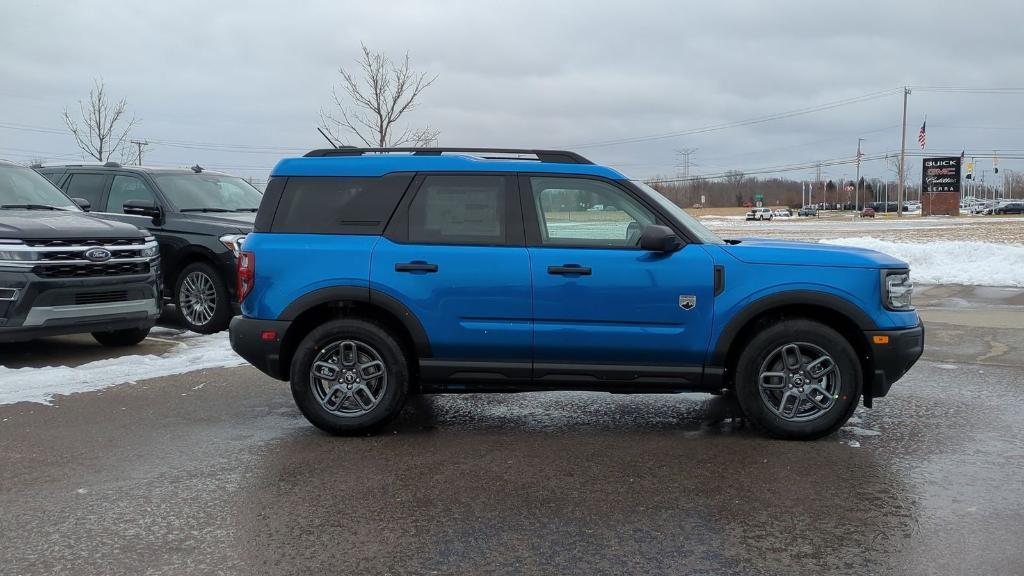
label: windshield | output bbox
[152,173,262,212]
[0,165,79,210]
[631,181,724,245]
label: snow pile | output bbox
[821,237,1024,287]
[0,333,245,405]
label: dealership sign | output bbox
[922,156,961,193]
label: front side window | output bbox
[151,173,262,212]
[529,176,655,247]
[0,165,78,210]
[106,175,158,213]
[408,175,506,245]
[64,173,108,208]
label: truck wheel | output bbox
[92,327,151,347]
[290,318,409,435]
[734,318,861,440]
[175,262,230,334]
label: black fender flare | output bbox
[710,290,877,367]
[278,285,431,357]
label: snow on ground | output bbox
[820,237,1024,287]
[0,332,244,405]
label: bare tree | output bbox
[319,43,439,148]
[62,79,137,162]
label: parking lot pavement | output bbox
[2,299,1023,574]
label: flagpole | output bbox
[897,87,910,218]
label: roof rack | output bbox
[302,147,593,165]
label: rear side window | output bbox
[64,173,108,208]
[37,169,65,185]
[270,174,413,234]
[407,175,506,245]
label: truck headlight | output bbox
[219,234,247,257]
[140,238,159,258]
[883,271,913,310]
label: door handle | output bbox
[548,264,591,276]
[395,262,439,273]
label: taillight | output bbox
[237,251,255,302]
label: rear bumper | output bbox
[229,315,290,380]
[864,323,924,401]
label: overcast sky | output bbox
[2,0,1023,185]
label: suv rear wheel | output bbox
[290,318,409,435]
[175,262,230,334]
[734,318,861,440]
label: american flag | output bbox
[918,120,927,150]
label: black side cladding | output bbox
[266,173,414,235]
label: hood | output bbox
[0,210,147,239]
[720,238,907,269]
[180,211,256,231]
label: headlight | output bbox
[219,234,247,257]
[883,271,914,310]
[140,243,160,258]
[0,239,34,262]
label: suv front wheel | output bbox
[734,318,861,440]
[290,318,409,435]
[175,262,231,334]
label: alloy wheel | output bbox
[179,270,217,327]
[757,342,841,422]
[309,339,388,417]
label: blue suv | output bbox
[229,148,923,439]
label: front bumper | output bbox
[864,323,925,402]
[229,315,291,380]
[0,270,160,342]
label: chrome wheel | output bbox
[179,270,217,327]
[758,342,840,422]
[309,339,388,417]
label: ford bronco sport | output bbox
[0,160,160,345]
[229,148,923,439]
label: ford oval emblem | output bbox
[84,248,112,262]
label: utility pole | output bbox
[896,87,910,218]
[129,139,149,166]
[815,162,822,208]
[675,148,697,180]
[855,137,864,211]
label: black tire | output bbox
[734,318,861,440]
[92,327,150,347]
[174,261,231,334]
[290,318,409,435]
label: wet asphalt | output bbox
[1,287,1023,575]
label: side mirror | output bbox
[123,199,163,223]
[639,224,683,253]
[72,197,91,211]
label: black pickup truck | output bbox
[0,160,160,345]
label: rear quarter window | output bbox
[268,174,413,235]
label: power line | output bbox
[567,87,904,149]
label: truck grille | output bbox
[33,262,150,279]
[38,249,144,261]
[24,238,145,248]
[74,291,129,305]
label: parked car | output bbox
[229,147,923,440]
[861,207,876,218]
[773,209,793,218]
[0,160,160,344]
[993,202,1024,215]
[36,162,261,333]
[797,207,818,217]
[903,202,921,212]
[745,207,774,221]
